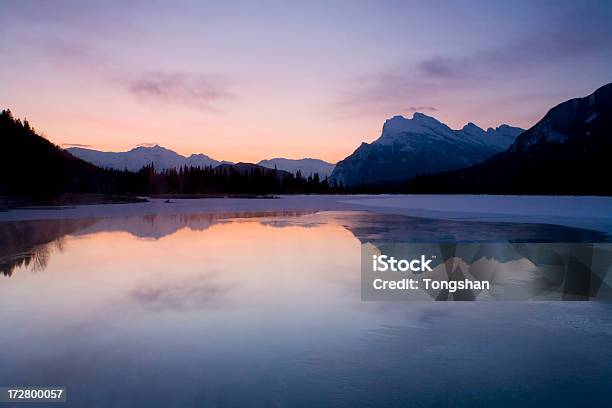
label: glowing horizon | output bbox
[1,1,611,163]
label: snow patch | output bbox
[585,112,599,123]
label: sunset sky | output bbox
[1,0,611,163]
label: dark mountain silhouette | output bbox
[408,83,612,195]
[0,109,116,197]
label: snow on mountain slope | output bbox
[406,83,612,195]
[330,112,523,185]
[67,145,226,171]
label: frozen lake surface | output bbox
[2,195,612,233]
[1,197,611,406]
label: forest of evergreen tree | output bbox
[2,109,382,197]
[111,163,342,195]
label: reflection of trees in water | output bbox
[0,211,317,277]
[2,240,55,276]
[0,219,95,276]
[2,210,611,298]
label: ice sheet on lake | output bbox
[1,195,612,234]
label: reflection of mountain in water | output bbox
[325,212,612,300]
[1,211,611,299]
[321,212,612,300]
[73,211,317,239]
[0,211,316,276]
[329,212,611,244]
[361,242,612,301]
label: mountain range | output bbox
[257,158,335,178]
[330,113,523,185]
[408,82,612,195]
[67,145,336,177]
[3,82,610,197]
[66,145,228,172]
[0,111,330,199]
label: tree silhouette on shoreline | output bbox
[0,109,351,199]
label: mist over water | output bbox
[0,211,611,407]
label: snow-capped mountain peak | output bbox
[378,113,452,144]
[66,145,226,171]
[66,145,334,176]
[330,113,523,185]
[461,122,485,134]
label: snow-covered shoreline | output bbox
[1,194,612,234]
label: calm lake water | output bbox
[1,210,611,407]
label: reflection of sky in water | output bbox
[0,212,611,407]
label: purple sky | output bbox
[1,0,611,162]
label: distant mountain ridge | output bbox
[409,83,612,195]
[330,113,523,185]
[0,110,333,198]
[5,82,610,197]
[257,158,335,178]
[67,145,229,172]
[68,145,336,177]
